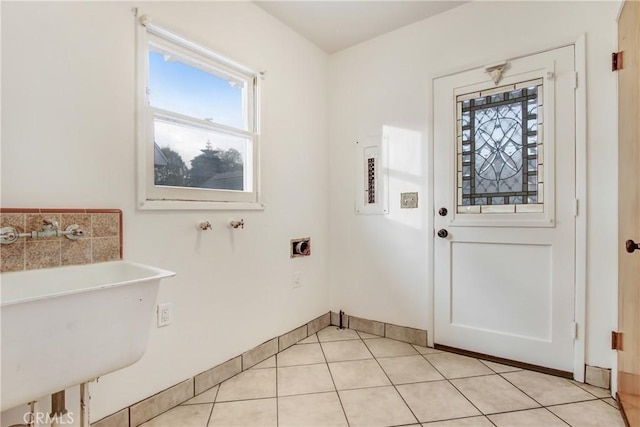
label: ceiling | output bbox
[255,1,467,54]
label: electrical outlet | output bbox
[292,272,302,288]
[157,303,173,327]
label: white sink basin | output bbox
[0,260,175,411]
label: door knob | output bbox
[437,229,448,238]
[626,239,640,253]
[438,208,448,217]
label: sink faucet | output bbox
[38,218,61,238]
[42,218,59,230]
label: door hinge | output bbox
[612,52,623,71]
[572,322,578,340]
[572,72,578,89]
[611,331,623,350]
[573,199,579,217]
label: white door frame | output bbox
[427,35,588,381]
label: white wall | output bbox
[328,1,619,370]
[1,1,329,421]
[1,0,622,422]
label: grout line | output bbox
[275,355,279,427]
[478,359,522,374]
[205,386,219,427]
[539,407,571,426]
[418,354,493,425]
[601,397,619,408]
[214,395,276,404]
[318,333,351,427]
[362,335,420,425]
[571,381,612,400]
[497,372,557,408]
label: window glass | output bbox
[148,48,246,130]
[456,79,544,214]
[153,117,249,191]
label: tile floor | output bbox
[140,327,624,427]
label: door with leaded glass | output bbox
[433,46,576,373]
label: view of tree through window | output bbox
[154,142,244,191]
[148,44,251,193]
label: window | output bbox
[137,16,260,209]
[456,79,543,214]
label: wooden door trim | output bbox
[617,0,640,425]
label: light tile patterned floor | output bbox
[141,327,624,427]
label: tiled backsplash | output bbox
[0,208,122,272]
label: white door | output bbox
[433,46,576,373]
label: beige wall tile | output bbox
[61,213,92,237]
[1,213,25,232]
[1,241,25,272]
[92,237,120,262]
[330,311,349,327]
[2,209,122,271]
[61,239,91,266]
[194,356,241,395]
[586,365,611,389]
[242,338,278,370]
[129,378,194,427]
[26,213,61,240]
[25,240,60,269]
[385,323,427,347]
[92,213,120,237]
[349,316,385,336]
[91,408,129,427]
[307,312,331,335]
[279,325,307,351]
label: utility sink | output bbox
[0,260,175,411]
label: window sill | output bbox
[138,199,265,211]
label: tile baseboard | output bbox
[92,311,333,426]
[332,311,428,347]
[585,365,611,389]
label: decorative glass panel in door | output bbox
[457,79,544,214]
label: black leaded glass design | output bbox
[367,157,376,204]
[457,79,544,214]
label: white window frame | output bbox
[136,15,263,210]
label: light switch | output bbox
[401,192,418,209]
